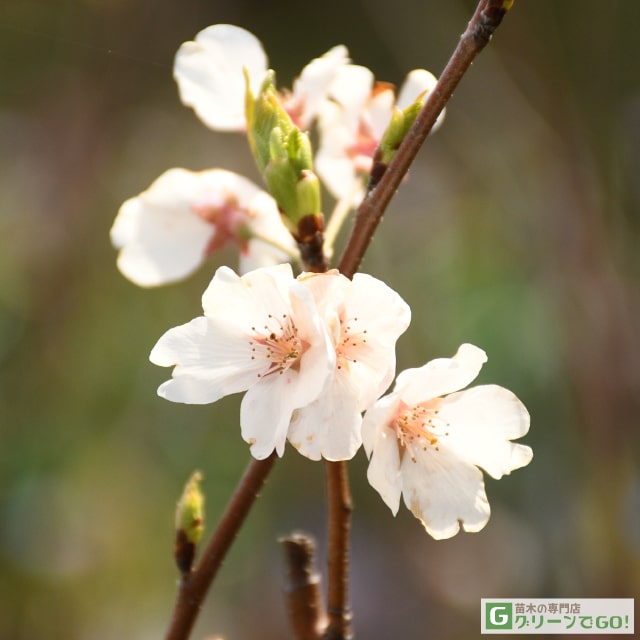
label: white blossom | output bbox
[149,264,335,459]
[362,344,533,539]
[110,168,295,287]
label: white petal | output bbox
[396,69,438,109]
[292,45,350,128]
[174,24,268,131]
[361,393,398,457]
[341,273,411,408]
[200,263,295,326]
[238,191,297,273]
[437,385,533,479]
[400,446,491,539]
[365,86,396,141]
[111,169,212,286]
[240,372,302,459]
[395,343,487,406]
[396,68,445,132]
[315,147,361,201]
[315,98,363,199]
[366,418,403,515]
[288,369,363,461]
[327,64,374,124]
[149,317,262,404]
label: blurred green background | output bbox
[1,0,639,638]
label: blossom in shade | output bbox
[287,271,411,461]
[362,344,533,539]
[149,264,336,459]
[173,23,349,132]
[110,168,296,287]
[316,66,442,204]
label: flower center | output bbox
[335,315,368,372]
[192,193,251,256]
[392,398,450,462]
[249,313,308,378]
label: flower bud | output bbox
[174,470,205,576]
[246,71,322,227]
[378,99,423,167]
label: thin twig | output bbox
[338,0,514,277]
[165,454,277,640]
[322,461,353,640]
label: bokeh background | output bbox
[1,0,639,638]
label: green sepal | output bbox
[378,98,424,166]
[245,69,321,225]
[175,470,204,547]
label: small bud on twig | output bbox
[174,471,205,577]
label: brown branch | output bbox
[280,532,327,640]
[162,3,515,639]
[321,461,354,640]
[165,453,277,640]
[337,0,515,278]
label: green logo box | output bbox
[486,603,513,629]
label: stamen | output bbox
[336,314,368,371]
[248,312,307,378]
[391,399,450,462]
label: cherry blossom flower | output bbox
[174,23,349,132]
[362,343,533,540]
[110,168,296,287]
[316,66,442,205]
[287,271,411,461]
[149,264,335,459]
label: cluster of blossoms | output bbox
[111,24,441,285]
[112,25,532,539]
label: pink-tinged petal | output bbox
[400,446,491,539]
[366,416,403,515]
[437,385,533,479]
[174,24,268,131]
[291,45,350,129]
[150,317,264,404]
[395,343,487,406]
